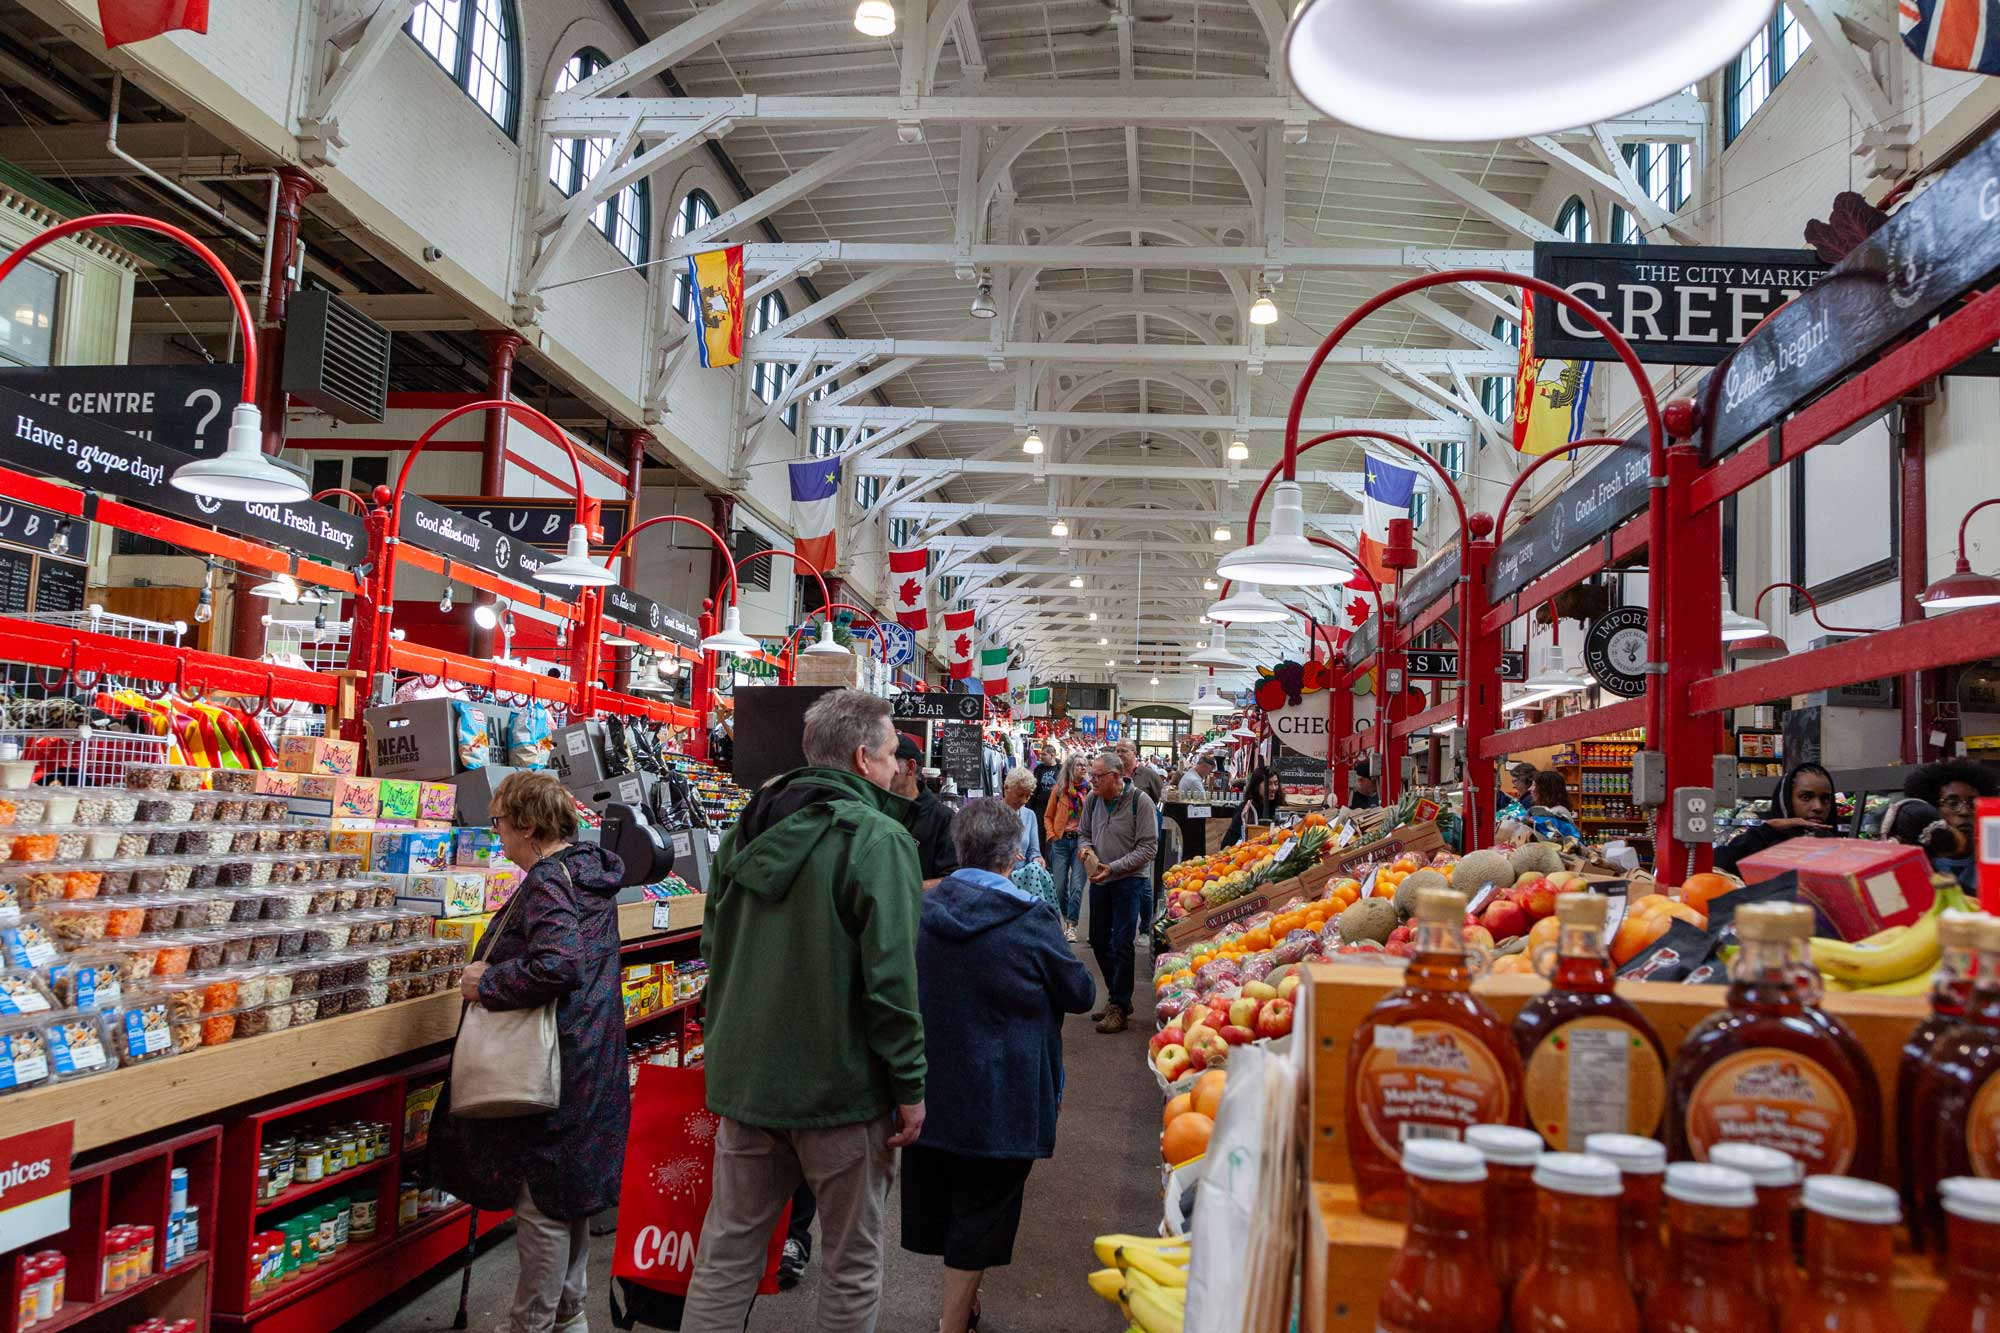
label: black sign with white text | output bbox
[601,583,698,648]
[1405,649,1527,682]
[1530,244,1830,366]
[0,363,243,452]
[397,495,549,586]
[1487,433,1651,603]
[936,721,986,792]
[1397,549,1460,626]
[893,692,987,723]
[434,496,632,552]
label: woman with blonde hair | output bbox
[1041,751,1089,942]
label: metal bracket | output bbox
[1767,419,1785,469]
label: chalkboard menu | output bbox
[936,721,986,794]
[0,548,31,613]
[32,559,85,614]
[1276,751,1330,792]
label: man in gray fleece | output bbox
[1079,749,1158,1033]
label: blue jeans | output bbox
[1046,831,1084,925]
[1088,873,1150,1013]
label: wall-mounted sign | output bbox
[893,691,985,722]
[432,496,632,552]
[0,1121,71,1255]
[1398,549,1460,625]
[936,721,985,792]
[1583,606,1649,698]
[1530,244,1830,366]
[601,584,698,649]
[1344,613,1377,666]
[0,363,242,452]
[1274,750,1329,792]
[853,622,917,668]
[397,495,548,586]
[1405,649,1528,681]
[1268,688,1333,758]
[1488,434,1650,602]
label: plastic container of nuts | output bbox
[0,1015,50,1092]
[209,770,258,793]
[41,1010,117,1080]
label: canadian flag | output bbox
[944,608,976,679]
[888,546,928,631]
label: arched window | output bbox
[670,190,718,321]
[546,48,649,265]
[1726,5,1811,144]
[806,381,838,456]
[1555,196,1592,243]
[750,292,789,405]
[889,516,915,547]
[1480,315,1522,435]
[406,0,520,136]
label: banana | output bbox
[1810,905,1942,984]
[1088,1268,1126,1302]
[1121,1245,1189,1288]
[1859,961,1942,996]
[1856,923,1909,947]
[1127,1280,1187,1333]
[1093,1233,1189,1266]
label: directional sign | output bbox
[0,363,242,453]
[601,583,698,648]
[1405,649,1528,681]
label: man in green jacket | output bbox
[682,689,926,1333]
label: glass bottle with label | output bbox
[1584,1133,1665,1304]
[1376,1139,1505,1333]
[1510,1152,1640,1333]
[1512,892,1669,1147]
[1646,1162,1770,1333]
[1465,1124,1543,1305]
[1900,911,1984,1251]
[1665,902,1881,1179]
[1908,915,2000,1253]
[1708,1142,1804,1311]
[1924,1178,2000,1332]
[1778,1177,1906,1333]
[1346,887,1525,1219]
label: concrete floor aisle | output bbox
[343,927,1163,1333]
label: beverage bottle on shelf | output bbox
[1898,910,1985,1252]
[1510,1152,1640,1333]
[1779,1177,1907,1333]
[1345,887,1525,1219]
[1908,914,2000,1252]
[1375,1139,1505,1333]
[1465,1124,1543,1305]
[1584,1133,1665,1304]
[1645,1162,1770,1333]
[1709,1142,1804,1311]
[1512,893,1669,1148]
[1924,1178,2000,1332]
[1665,902,1881,1179]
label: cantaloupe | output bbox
[1510,842,1565,876]
[1393,868,1450,919]
[1337,897,1399,944]
[1451,848,1514,895]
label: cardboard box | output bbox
[329,825,375,856]
[397,870,487,917]
[254,770,300,797]
[450,765,518,825]
[296,774,339,801]
[454,827,504,868]
[549,721,614,789]
[1738,838,1937,941]
[278,735,361,776]
[417,819,454,832]
[1161,821,1444,950]
[364,697,511,781]
[285,797,334,820]
[419,781,456,823]
[430,913,491,959]
[373,830,456,876]
[484,864,523,911]
[576,772,657,816]
[378,778,420,822]
[332,776,380,820]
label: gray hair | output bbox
[801,689,893,769]
[1002,766,1037,797]
[1089,749,1124,775]
[952,797,1023,874]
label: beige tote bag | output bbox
[448,867,563,1119]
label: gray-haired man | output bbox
[1079,750,1157,1033]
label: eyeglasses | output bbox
[1940,795,1978,812]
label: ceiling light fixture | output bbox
[1188,624,1249,669]
[1921,497,2000,612]
[251,573,301,604]
[1050,518,1069,538]
[171,404,312,503]
[472,602,500,631]
[535,524,618,587]
[700,604,760,655]
[1022,429,1044,455]
[1206,585,1290,624]
[1499,646,1592,713]
[1227,438,1250,461]
[1190,679,1234,713]
[1087,611,1097,621]
[1213,524,1232,542]
[1216,479,1353,587]
[853,0,896,36]
[1203,577,1218,591]
[803,620,850,656]
[1098,636,1108,646]
[969,279,996,319]
[1248,287,1278,326]
[1068,573,1083,588]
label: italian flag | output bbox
[980,646,1011,696]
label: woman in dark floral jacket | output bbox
[438,770,627,1333]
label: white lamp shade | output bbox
[171,404,311,503]
[1190,683,1234,713]
[1216,480,1354,587]
[1022,430,1044,455]
[854,0,896,35]
[1285,0,1775,142]
[1227,439,1250,461]
[535,523,619,587]
[1248,295,1278,326]
[1050,519,1069,537]
[249,573,300,604]
[802,620,850,656]
[1206,586,1290,624]
[1721,605,1769,641]
[700,604,760,655]
[1187,624,1249,669]
[471,603,499,630]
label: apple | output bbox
[1462,923,1496,951]
[1552,872,1590,894]
[1182,1004,1215,1035]
[1220,1024,1256,1046]
[1228,996,1261,1029]
[1183,1022,1219,1050]
[1276,973,1301,1003]
[1266,964,1296,985]
[1186,1029,1230,1071]
[1150,1025,1184,1057]
[1178,890,1206,912]
[1255,999,1294,1040]
[1167,902,1186,921]
[1515,871,1542,888]
[1154,1043,1191,1080]
[1243,979,1279,1002]
[1521,878,1558,921]
[1481,898,1530,941]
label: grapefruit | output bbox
[1191,1069,1227,1118]
[1163,1112,1214,1166]
[1162,1093,1193,1129]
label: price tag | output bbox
[1373,1025,1414,1051]
[1188,805,1212,819]
[706,830,721,853]
[671,831,692,857]
[651,901,674,930]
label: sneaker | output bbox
[1064,924,1077,943]
[1094,1007,1128,1034]
[777,1238,807,1290]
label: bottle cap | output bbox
[1707,1142,1803,1187]
[1941,1177,2000,1224]
[1414,887,1468,923]
[1583,1133,1666,1175]
[1977,916,2000,953]
[1465,1124,1544,1167]
[1402,1139,1488,1184]
[1734,902,1814,942]
[1554,892,1607,926]
[1664,1162,1756,1208]
[1532,1151,1624,1198]
[1939,910,1986,949]
[1802,1175,1900,1225]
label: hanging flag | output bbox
[944,608,976,679]
[99,0,207,46]
[1901,0,2000,73]
[688,246,746,368]
[789,457,840,572]
[980,645,1011,696]
[1024,685,1051,718]
[1357,456,1417,585]
[1512,291,1594,458]
[888,546,929,631]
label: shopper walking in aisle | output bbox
[902,797,1096,1333]
[1116,738,1164,806]
[682,689,926,1333]
[894,731,960,887]
[1043,752,1089,943]
[1029,743,1061,822]
[1713,760,1840,875]
[1222,765,1284,848]
[1000,766,1057,912]
[1081,750,1158,1034]
[436,771,628,1333]
[1902,758,1999,889]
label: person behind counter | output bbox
[1526,769,1583,842]
[1348,764,1380,810]
[1901,758,1999,890]
[1177,757,1216,797]
[1222,766,1284,848]
[1713,761,1840,876]
[1495,762,1538,826]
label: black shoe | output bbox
[777,1238,807,1289]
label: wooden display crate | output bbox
[1297,962,1943,1332]
[1163,823,1442,950]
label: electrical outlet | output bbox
[1673,787,1718,843]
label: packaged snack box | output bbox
[483,865,523,912]
[332,777,380,820]
[279,736,360,776]
[419,782,456,823]
[1738,837,1937,941]
[377,779,420,822]
[372,830,455,876]
[254,771,300,797]
[454,828,504,868]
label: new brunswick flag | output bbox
[1512,291,1592,457]
[688,246,745,368]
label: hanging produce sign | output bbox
[1487,434,1650,602]
[1345,613,1377,666]
[396,495,549,586]
[1582,606,1650,698]
[0,384,367,567]
[601,585,698,648]
[0,363,242,452]
[1397,548,1460,625]
[1274,750,1329,793]
[431,495,632,552]
[1529,244,1830,366]
[1251,660,1335,758]
[1404,649,1528,681]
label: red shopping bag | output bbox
[612,1064,789,1296]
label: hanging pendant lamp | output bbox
[701,604,760,655]
[1216,480,1352,587]
[802,620,850,656]
[1205,585,1289,624]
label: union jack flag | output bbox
[1902,0,2000,74]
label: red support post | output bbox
[343,503,391,737]
[1379,637,1406,804]
[1653,442,1725,881]
[1899,397,1928,763]
[1459,529,1502,846]
[1331,674,1353,804]
[471,331,525,659]
[689,603,715,761]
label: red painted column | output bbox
[1654,443,1725,881]
[613,428,648,693]
[1460,526,1502,849]
[689,604,715,760]
[1899,396,1928,763]
[342,503,390,741]
[1331,669,1353,804]
[1379,639,1406,804]
[470,331,526,659]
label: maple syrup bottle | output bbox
[1346,887,1525,1220]
[1666,902,1881,1178]
[1709,1142,1804,1311]
[1909,915,2000,1255]
[1510,1153,1640,1333]
[1780,1177,1908,1333]
[1901,911,1984,1252]
[1512,892,1669,1147]
[1646,1162,1771,1333]
[1584,1133,1666,1304]
[1465,1124,1544,1307]
[1924,1178,2000,1333]
[1376,1139,1505,1333]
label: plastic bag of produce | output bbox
[1271,928,1320,965]
[1155,986,1196,1025]
[1240,952,1277,983]
[1193,958,1243,992]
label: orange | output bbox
[1629,893,1674,917]
[1191,1069,1228,1118]
[1163,1092,1193,1129]
[1610,911,1670,965]
[1163,1112,1214,1166]
[1678,872,1733,919]
[1657,900,1706,928]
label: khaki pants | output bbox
[680,1115,896,1333]
[511,1185,590,1333]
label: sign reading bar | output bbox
[397,495,549,586]
[1397,549,1461,626]
[1530,244,1830,366]
[1487,433,1650,602]
[1405,649,1527,681]
[893,691,986,723]
[0,384,367,567]
[601,584,698,649]
[433,496,632,552]
[0,363,243,452]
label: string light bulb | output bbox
[439,584,454,615]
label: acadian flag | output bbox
[1901,0,2000,73]
[888,546,929,631]
[789,457,840,572]
[688,245,746,368]
[1512,291,1593,458]
[980,645,1011,696]
[1357,456,1418,585]
[944,608,977,679]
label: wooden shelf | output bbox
[254,1157,394,1217]
[618,894,705,943]
[627,993,702,1031]
[30,1252,210,1333]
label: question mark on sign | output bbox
[185,389,223,452]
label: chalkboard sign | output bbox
[32,559,85,615]
[1275,750,1330,792]
[936,721,985,794]
[0,548,32,614]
